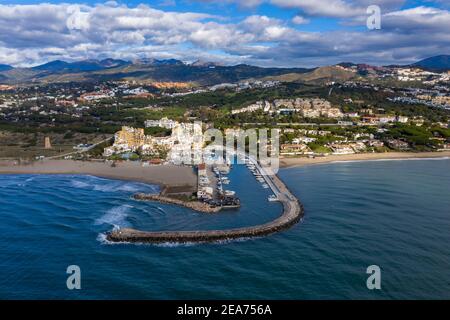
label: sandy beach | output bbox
[1,152,449,188]
[0,160,197,191]
[279,151,450,168]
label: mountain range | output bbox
[0,55,448,86]
[411,55,450,71]
[0,58,310,86]
[31,59,131,73]
[0,64,13,72]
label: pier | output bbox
[107,158,303,244]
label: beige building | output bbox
[103,126,155,156]
[233,97,343,118]
[104,122,205,163]
[280,143,312,155]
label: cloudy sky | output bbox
[0,0,449,67]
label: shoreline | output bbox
[0,160,198,193]
[279,151,450,169]
[2,151,448,179]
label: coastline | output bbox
[0,160,197,192]
[2,151,449,181]
[2,152,447,244]
[279,151,450,169]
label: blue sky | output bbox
[0,0,449,67]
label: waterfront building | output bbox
[329,143,355,155]
[103,126,156,156]
[280,144,312,155]
[105,122,204,163]
[367,140,384,148]
[386,139,409,150]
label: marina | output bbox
[197,163,240,210]
[246,160,278,199]
[107,154,302,244]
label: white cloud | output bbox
[66,6,91,31]
[195,0,264,9]
[270,0,407,18]
[292,15,310,24]
[383,6,450,32]
[0,2,448,68]
[270,0,363,18]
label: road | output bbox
[44,137,112,160]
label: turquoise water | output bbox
[0,159,449,299]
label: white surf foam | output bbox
[96,232,131,245]
[116,184,140,193]
[96,232,258,247]
[71,180,90,189]
[70,175,158,194]
[95,204,132,228]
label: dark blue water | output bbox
[0,159,449,299]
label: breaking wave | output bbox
[95,204,133,228]
[69,176,157,194]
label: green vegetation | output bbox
[431,126,450,138]
[144,127,171,136]
[87,139,113,157]
[330,86,449,123]
[378,124,445,150]
[308,144,332,153]
[156,83,325,112]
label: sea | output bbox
[0,158,449,299]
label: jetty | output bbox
[133,193,221,213]
[107,158,303,244]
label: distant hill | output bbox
[190,60,222,67]
[337,62,357,68]
[2,55,449,85]
[264,65,357,84]
[412,55,450,71]
[301,66,357,82]
[133,58,184,66]
[0,60,310,85]
[32,59,130,73]
[32,60,70,72]
[0,64,13,72]
[90,63,311,86]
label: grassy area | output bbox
[308,144,332,153]
[0,131,110,160]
